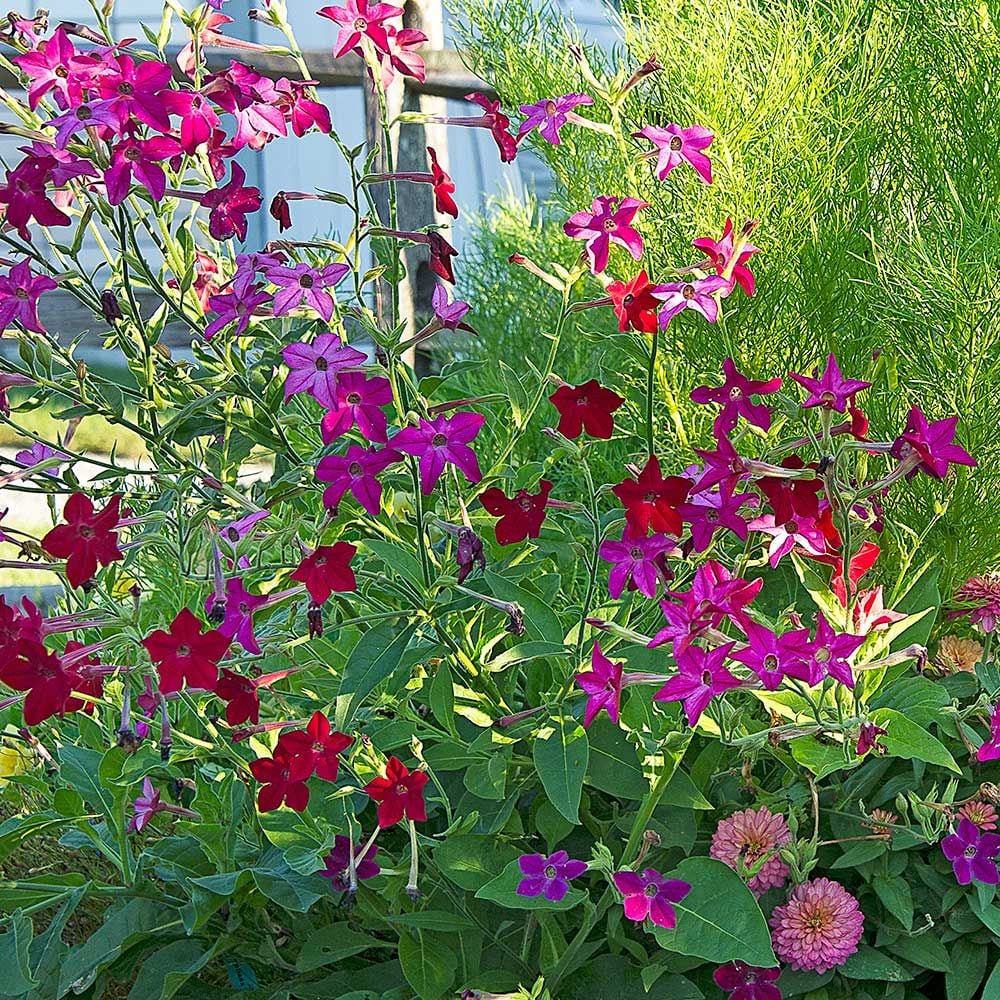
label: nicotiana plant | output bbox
[0,3,996,1000]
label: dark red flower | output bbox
[464,92,518,162]
[613,456,691,536]
[427,146,457,218]
[269,191,291,231]
[856,721,888,757]
[607,271,660,333]
[3,639,79,725]
[214,667,259,726]
[249,745,313,812]
[142,608,229,694]
[290,542,357,604]
[756,457,822,523]
[428,231,459,283]
[201,162,262,241]
[480,480,553,545]
[549,379,624,439]
[364,756,429,827]
[41,493,123,588]
[277,711,353,781]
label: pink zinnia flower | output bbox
[636,123,714,183]
[953,573,1000,633]
[391,412,484,493]
[959,801,999,831]
[613,868,691,929]
[0,260,57,335]
[770,878,864,973]
[654,275,729,327]
[563,195,648,274]
[710,805,790,896]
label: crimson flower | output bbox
[891,405,976,480]
[316,445,400,516]
[0,154,73,239]
[856,721,888,757]
[636,123,714,183]
[464,93,518,162]
[654,642,740,725]
[480,480,552,545]
[690,357,782,436]
[608,271,661,333]
[564,195,648,274]
[277,711,353,781]
[427,146,457,218]
[320,372,393,444]
[250,745,313,812]
[142,608,230,694]
[428,231,459,283]
[575,642,624,727]
[756,457,823,523]
[318,0,403,58]
[201,162,262,241]
[214,668,260,726]
[364,756,429,827]
[391,412,485,493]
[549,379,624,439]
[290,542,358,603]
[789,354,870,413]
[0,259,57,335]
[41,492,123,588]
[714,962,781,1000]
[693,218,760,297]
[3,640,80,725]
[612,455,691,536]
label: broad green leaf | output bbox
[840,944,912,981]
[296,923,385,972]
[585,719,648,800]
[791,552,846,627]
[398,930,457,1000]
[0,813,73,863]
[873,875,913,930]
[562,955,702,1000]
[484,570,564,644]
[335,621,416,726]
[127,938,220,1000]
[831,840,887,868]
[251,868,326,912]
[871,675,950,728]
[789,736,857,778]
[982,960,1000,1000]
[433,835,518,891]
[533,715,589,824]
[475,860,587,911]
[887,932,952,973]
[946,939,989,1000]
[870,708,960,772]
[25,885,89,1000]
[429,662,456,734]
[0,911,36,996]
[653,858,776,968]
[58,747,117,820]
[389,911,477,932]
[661,768,713,810]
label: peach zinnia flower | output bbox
[710,805,790,895]
[770,878,864,973]
[934,635,984,673]
[959,800,999,831]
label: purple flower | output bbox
[789,354,870,413]
[318,834,380,892]
[320,372,393,444]
[654,642,740,725]
[266,262,349,323]
[316,444,400,516]
[45,99,120,149]
[204,287,271,340]
[599,530,677,600]
[104,134,182,206]
[518,93,593,145]
[891,406,976,480]
[391,412,485,494]
[677,483,752,553]
[220,510,269,549]
[978,703,1000,763]
[747,512,827,568]
[730,620,812,690]
[856,721,888,757]
[714,961,781,1000]
[941,818,1000,885]
[636,123,714,183]
[654,275,729,327]
[282,333,366,407]
[129,777,164,832]
[563,195,648,274]
[213,577,267,655]
[456,526,485,583]
[613,868,691,928]
[0,260,57,335]
[795,614,864,688]
[0,372,34,416]
[690,357,783,437]
[516,850,587,901]
[14,442,67,477]
[575,641,624,727]
[431,283,475,333]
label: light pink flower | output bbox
[654,275,729,327]
[710,805,790,895]
[770,878,864,973]
[636,123,714,183]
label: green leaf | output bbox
[0,912,36,996]
[296,924,384,972]
[429,662,456,735]
[252,868,327,912]
[830,840,888,868]
[873,876,913,930]
[127,939,219,1000]
[389,911,477,932]
[484,570,564,643]
[661,769,713,810]
[869,708,961,772]
[840,944,912,981]
[562,955,702,1000]
[585,719,648,800]
[335,621,416,727]
[533,715,589,824]
[652,858,776,968]
[791,552,846,627]
[58,746,117,820]
[433,835,518,891]
[475,860,587,911]
[871,675,950,728]
[0,813,72,863]
[789,736,856,778]
[982,960,1000,1000]
[946,939,989,1000]
[887,932,952,973]
[398,930,457,1000]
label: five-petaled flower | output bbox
[613,455,692,536]
[655,275,729,327]
[0,259,58,335]
[654,642,741,725]
[636,123,714,183]
[608,270,661,333]
[564,195,648,274]
[290,542,358,604]
[391,412,485,493]
[480,480,553,545]
[142,608,230,694]
[941,818,1000,886]
[364,756,429,827]
[891,405,976,480]
[576,641,625,727]
[278,711,353,781]
[714,961,781,1000]
[517,93,593,145]
[516,851,588,901]
[789,354,871,413]
[318,835,380,892]
[250,744,313,812]
[613,868,692,928]
[42,493,123,588]
[690,357,782,437]
[549,379,624,439]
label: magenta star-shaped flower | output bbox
[891,405,976,480]
[654,275,729,327]
[794,613,865,688]
[431,283,475,333]
[598,530,678,600]
[677,483,752,553]
[575,642,624,727]
[215,577,268,655]
[104,134,183,206]
[730,619,812,690]
[654,642,740,725]
[46,100,121,150]
[201,162,262,242]
[693,218,760,297]
[281,333,366,407]
[391,411,485,494]
[747,511,827,567]
[789,354,870,412]
[942,818,1000,886]
[690,357,782,436]
[319,372,393,444]
[266,262,349,323]
[563,195,648,274]
[204,287,271,339]
[517,93,593,145]
[318,0,403,58]
[316,444,400,516]
[636,123,714,183]
[0,260,57,335]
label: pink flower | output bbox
[316,444,400,516]
[563,195,648,274]
[599,530,677,600]
[613,868,691,929]
[281,333,366,407]
[953,573,1000,634]
[391,412,485,493]
[770,878,863,973]
[320,372,393,444]
[654,642,740,725]
[690,357,782,436]
[654,275,729,326]
[0,260,57,335]
[318,0,403,58]
[46,100,121,150]
[636,123,714,183]
[575,642,624,727]
[379,26,427,88]
[693,218,759,297]
[891,405,976,480]
[677,483,752,553]
[713,962,781,1000]
[796,614,864,688]
[204,286,271,339]
[266,262,349,323]
[747,512,827,568]
[129,778,165,832]
[104,135,183,206]
[161,89,222,154]
[201,162,262,241]
[98,54,173,132]
[710,805,790,895]
[789,354,870,413]
[430,283,474,332]
[730,620,812,691]
[518,93,594,145]
[959,801,999,831]
[12,27,97,110]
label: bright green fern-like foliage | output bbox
[451,0,1000,594]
